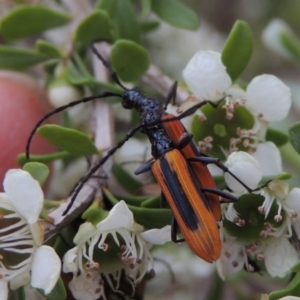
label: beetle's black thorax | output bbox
[122,89,165,126]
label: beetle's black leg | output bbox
[171,218,185,243]
[164,81,178,109]
[201,188,239,203]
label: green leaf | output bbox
[111,40,150,82]
[75,10,113,46]
[292,260,300,272]
[98,0,141,43]
[112,163,142,193]
[96,0,117,16]
[141,195,161,208]
[0,6,71,40]
[222,20,254,81]
[37,277,67,300]
[273,172,291,180]
[152,0,199,30]
[269,271,300,300]
[104,189,172,229]
[23,162,49,186]
[289,122,300,155]
[18,151,70,166]
[82,201,109,225]
[266,128,289,147]
[0,45,49,70]
[113,0,142,43]
[114,194,153,207]
[281,32,300,63]
[140,20,160,33]
[38,125,99,156]
[141,0,152,17]
[35,40,62,58]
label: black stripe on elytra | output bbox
[160,156,199,231]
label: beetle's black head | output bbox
[122,88,141,109]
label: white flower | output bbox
[262,19,296,60]
[63,200,171,299]
[250,142,282,176]
[224,151,262,193]
[264,235,298,277]
[0,169,61,298]
[245,74,291,122]
[182,50,232,100]
[259,180,298,229]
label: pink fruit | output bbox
[0,71,56,191]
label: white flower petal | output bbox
[141,225,172,244]
[3,169,43,224]
[251,142,282,176]
[0,280,8,300]
[74,222,97,245]
[262,19,295,60]
[9,271,30,290]
[246,75,291,122]
[63,247,79,274]
[285,188,300,218]
[216,243,244,279]
[31,246,61,294]
[224,151,262,193]
[183,51,232,100]
[68,272,103,300]
[264,236,298,277]
[96,200,135,231]
[48,85,82,108]
[278,297,300,300]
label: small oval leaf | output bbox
[35,40,62,58]
[113,0,142,43]
[152,0,199,30]
[18,151,70,166]
[222,20,254,81]
[280,32,300,63]
[0,45,48,70]
[289,122,300,155]
[266,128,289,147]
[75,10,113,46]
[140,20,160,33]
[111,40,150,82]
[0,6,71,40]
[141,0,152,17]
[37,125,98,156]
[112,163,142,193]
[37,277,67,300]
[23,162,50,186]
[269,272,300,300]
[273,172,291,181]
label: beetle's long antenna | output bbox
[91,44,128,91]
[26,91,122,159]
[63,123,144,215]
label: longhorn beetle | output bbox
[26,45,263,262]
